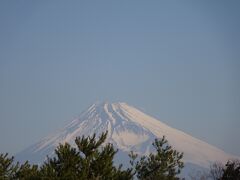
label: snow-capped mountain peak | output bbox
[16,102,238,175]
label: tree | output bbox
[190,160,240,180]
[0,153,41,180]
[40,143,82,179]
[16,161,40,179]
[41,131,133,179]
[188,162,224,180]
[130,136,184,180]
[0,133,186,179]
[221,160,240,180]
[0,153,18,179]
[209,162,224,180]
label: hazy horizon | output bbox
[0,1,240,157]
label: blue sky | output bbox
[0,1,240,156]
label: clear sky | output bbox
[0,1,239,156]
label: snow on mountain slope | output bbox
[15,102,237,171]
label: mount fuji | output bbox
[16,102,238,176]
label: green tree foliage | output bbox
[40,131,133,179]
[16,161,40,180]
[0,153,39,180]
[130,136,184,180]
[0,133,186,179]
[0,153,18,179]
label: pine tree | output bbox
[41,131,133,179]
[42,143,82,179]
[16,161,40,179]
[0,153,19,179]
[130,136,184,180]
[0,133,186,179]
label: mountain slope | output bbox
[16,102,237,172]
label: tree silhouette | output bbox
[221,160,240,180]
[0,132,186,179]
[129,136,184,180]
[41,131,133,179]
[0,153,18,179]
